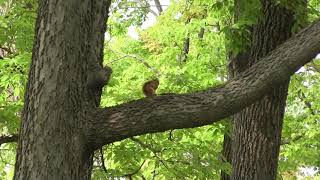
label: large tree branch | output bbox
[88,20,320,149]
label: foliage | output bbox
[280,67,320,176]
[0,0,319,179]
[0,0,35,178]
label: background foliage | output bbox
[0,0,319,179]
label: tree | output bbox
[0,0,319,179]
[221,0,307,179]
[13,0,112,179]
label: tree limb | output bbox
[99,147,108,174]
[281,134,304,145]
[298,90,316,115]
[107,50,161,76]
[0,134,18,146]
[133,0,158,17]
[0,46,13,56]
[88,20,320,149]
[310,60,320,72]
[153,0,163,15]
[123,160,146,179]
[130,137,161,153]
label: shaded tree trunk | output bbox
[13,0,111,179]
[221,0,303,179]
[231,1,296,177]
[220,129,233,180]
[220,0,252,178]
[221,52,251,179]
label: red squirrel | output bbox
[142,79,159,97]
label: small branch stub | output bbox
[87,66,112,90]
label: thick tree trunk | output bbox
[13,0,111,179]
[230,0,300,179]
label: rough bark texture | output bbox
[231,0,298,179]
[220,1,252,178]
[221,129,233,180]
[14,0,111,179]
[221,50,251,179]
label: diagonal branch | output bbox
[153,0,163,15]
[107,51,161,76]
[99,147,108,174]
[310,60,320,72]
[122,160,146,178]
[298,90,316,115]
[88,20,320,149]
[132,0,158,17]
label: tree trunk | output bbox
[13,0,111,179]
[220,0,252,178]
[229,0,301,179]
[221,130,233,180]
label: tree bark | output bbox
[221,130,233,180]
[221,52,251,179]
[221,0,251,178]
[14,0,111,179]
[12,0,320,179]
[230,0,302,179]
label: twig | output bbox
[130,137,161,154]
[310,61,320,72]
[168,130,174,141]
[123,160,146,178]
[152,160,159,180]
[281,134,305,145]
[106,55,128,64]
[107,50,162,77]
[99,147,108,174]
[0,46,13,55]
[298,90,316,115]
[153,0,163,15]
[131,0,158,17]
[158,158,183,178]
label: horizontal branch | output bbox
[88,20,320,149]
[0,134,18,146]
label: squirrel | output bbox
[143,79,159,97]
